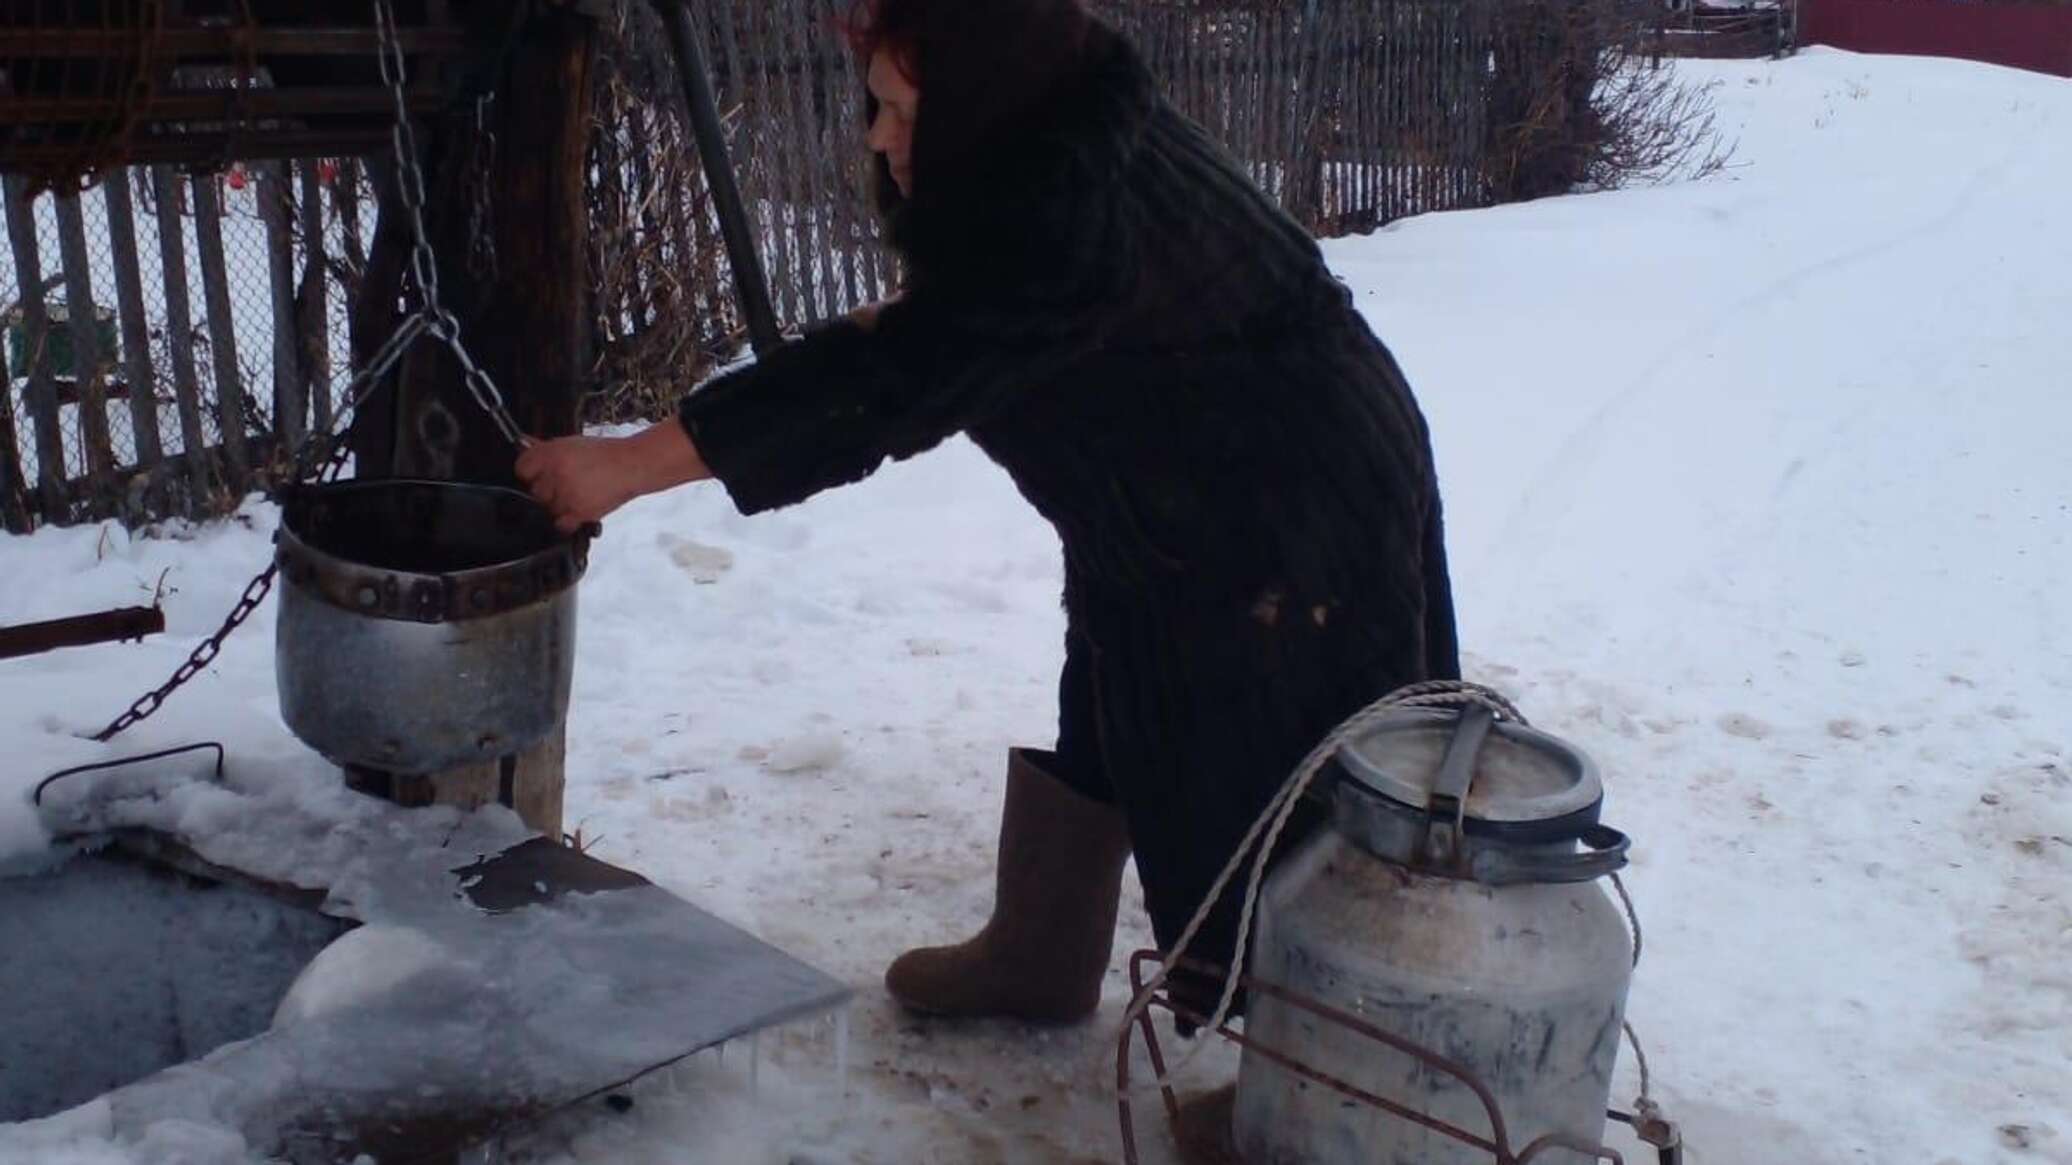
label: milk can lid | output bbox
[1337,708,1602,825]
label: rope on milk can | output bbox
[1115,679,1526,1091]
[1612,871,1644,967]
[1609,866,1654,1100]
[1623,1021,1653,1102]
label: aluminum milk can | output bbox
[1234,704,1635,1165]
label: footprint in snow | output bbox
[1718,713,1772,741]
[656,532,734,584]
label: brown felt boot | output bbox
[884,748,1131,1023]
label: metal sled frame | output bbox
[1117,950,1683,1165]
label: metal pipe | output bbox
[0,606,166,661]
[651,0,782,354]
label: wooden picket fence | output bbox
[1,0,1503,533]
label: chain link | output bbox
[89,440,352,742]
[89,0,530,743]
[466,94,499,281]
[374,0,526,446]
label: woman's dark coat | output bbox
[679,17,1460,982]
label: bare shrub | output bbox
[1487,0,1733,203]
[581,1,744,426]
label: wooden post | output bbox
[359,9,595,838]
[392,7,595,481]
[262,161,306,449]
[2,173,70,520]
[53,192,119,515]
[150,166,218,513]
[342,722,564,840]
[191,174,250,481]
[298,160,333,436]
[0,365,28,532]
[348,157,407,477]
[103,170,167,515]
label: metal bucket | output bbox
[274,479,588,775]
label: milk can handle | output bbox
[1423,702,1496,866]
[1468,824,1631,886]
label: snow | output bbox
[4,47,2070,1165]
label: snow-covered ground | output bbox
[3,47,2069,1165]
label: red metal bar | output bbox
[0,606,165,661]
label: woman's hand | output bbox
[848,293,903,332]
[515,420,711,534]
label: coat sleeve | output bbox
[676,281,1109,515]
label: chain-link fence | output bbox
[2,161,372,532]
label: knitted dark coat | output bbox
[679,20,1460,981]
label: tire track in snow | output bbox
[1489,107,2057,568]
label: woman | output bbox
[518,0,1459,1027]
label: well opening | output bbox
[0,847,351,1123]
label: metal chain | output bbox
[89,440,353,743]
[465,94,499,281]
[374,0,526,446]
[88,0,529,743]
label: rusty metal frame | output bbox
[0,605,165,661]
[1117,949,1629,1165]
[0,8,473,184]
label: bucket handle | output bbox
[1469,823,1631,886]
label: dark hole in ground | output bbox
[0,848,352,1122]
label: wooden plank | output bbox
[0,26,470,59]
[829,32,865,313]
[756,3,805,327]
[190,174,250,479]
[6,131,396,170]
[149,167,217,508]
[1359,0,1375,223]
[509,724,568,838]
[792,0,837,321]
[711,0,763,320]
[1421,1,1437,213]
[102,171,165,473]
[1257,7,1273,203]
[1386,0,1400,218]
[336,159,367,279]
[346,158,408,476]
[1,85,448,127]
[0,399,27,530]
[0,332,28,529]
[491,7,596,444]
[588,87,628,342]
[262,161,306,448]
[2,172,72,518]
[51,191,118,513]
[393,5,595,484]
[298,159,333,435]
